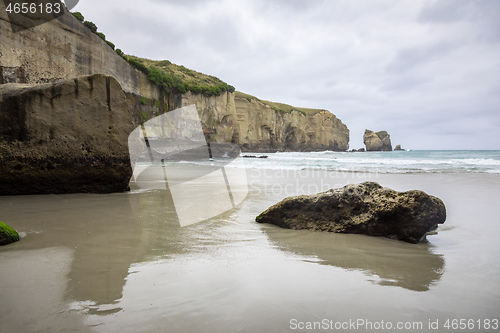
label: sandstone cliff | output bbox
[0,5,350,194]
[180,91,349,152]
[233,95,348,152]
[363,129,392,151]
[0,3,159,99]
[0,74,135,194]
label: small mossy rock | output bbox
[256,182,446,243]
[0,221,20,246]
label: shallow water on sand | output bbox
[1,171,499,332]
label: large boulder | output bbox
[363,129,392,151]
[0,221,20,246]
[0,75,135,195]
[256,182,446,243]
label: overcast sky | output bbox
[73,0,500,150]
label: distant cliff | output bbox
[181,91,349,152]
[0,5,350,194]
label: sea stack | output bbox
[363,129,392,151]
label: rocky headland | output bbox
[0,5,349,194]
[256,182,446,243]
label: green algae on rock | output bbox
[0,221,20,246]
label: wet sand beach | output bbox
[1,170,500,332]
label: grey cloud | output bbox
[385,43,456,74]
[418,0,500,42]
[418,0,499,24]
[382,75,430,93]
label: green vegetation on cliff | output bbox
[376,131,389,138]
[71,11,232,96]
[72,12,116,51]
[83,20,98,33]
[125,56,235,97]
[71,12,84,22]
[235,91,325,116]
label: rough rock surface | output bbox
[363,130,392,151]
[0,74,135,195]
[256,182,446,243]
[178,92,350,152]
[236,96,348,152]
[0,221,19,246]
[394,144,404,151]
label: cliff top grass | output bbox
[235,91,326,116]
[125,55,235,96]
[376,131,389,137]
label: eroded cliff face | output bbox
[180,92,349,152]
[234,97,349,152]
[180,91,238,143]
[0,74,136,194]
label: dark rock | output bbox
[242,155,268,158]
[0,221,20,246]
[394,144,404,151]
[256,181,446,243]
[0,75,134,195]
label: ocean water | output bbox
[1,150,499,332]
[235,150,500,174]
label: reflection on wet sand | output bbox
[0,247,88,332]
[66,190,188,314]
[262,225,445,292]
[0,191,182,320]
[1,186,445,332]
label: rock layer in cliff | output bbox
[0,74,134,195]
